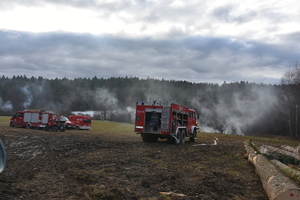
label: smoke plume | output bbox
[191,84,277,135]
[0,98,13,111]
[20,85,33,109]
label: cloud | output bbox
[0,1,299,85]
[0,29,297,84]
[281,32,300,45]
[211,4,257,24]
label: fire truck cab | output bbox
[135,101,199,144]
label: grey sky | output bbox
[0,0,299,84]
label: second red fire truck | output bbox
[68,115,92,130]
[135,100,199,144]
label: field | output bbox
[0,116,298,200]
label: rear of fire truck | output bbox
[135,101,199,144]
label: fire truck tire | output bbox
[9,122,14,127]
[190,130,196,142]
[181,130,186,144]
[176,130,181,144]
[44,126,49,131]
[26,124,31,129]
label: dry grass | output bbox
[0,116,10,123]
[91,120,134,134]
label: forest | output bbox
[0,67,300,138]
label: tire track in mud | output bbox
[3,133,90,199]
[37,139,65,175]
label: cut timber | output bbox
[270,159,300,186]
[280,145,300,154]
[260,145,300,161]
[244,141,300,200]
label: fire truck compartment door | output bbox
[161,106,170,131]
[42,114,49,123]
[31,113,39,123]
[24,113,32,122]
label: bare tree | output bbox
[278,62,300,137]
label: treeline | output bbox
[0,73,299,138]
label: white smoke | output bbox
[87,88,135,122]
[200,125,220,134]
[192,84,277,135]
[93,88,119,110]
[126,106,136,123]
[20,85,33,108]
[0,98,13,111]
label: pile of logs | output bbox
[244,140,300,200]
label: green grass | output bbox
[0,116,10,123]
[0,116,134,134]
[91,120,134,134]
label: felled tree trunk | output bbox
[260,145,300,161]
[270,159,300,186]
[280,145,300,154]
[244,141,300,200]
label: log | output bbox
[261,145,300,161]
[244,141,256,157]
[280,145,300,154]
[270,159,300,186]
[244,141,300,200]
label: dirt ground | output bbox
[0,123,269,200]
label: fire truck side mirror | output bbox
[197,114,199,119]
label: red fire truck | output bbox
[9,109,54,129]
[68,115,92,130]
[135,101,199,143]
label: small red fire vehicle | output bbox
[68,115,92,130]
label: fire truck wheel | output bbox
[26,124,31,129]
[175,130,181,144]
[9,122,14,127]
[190,130,196,142]
[181,130,186,144]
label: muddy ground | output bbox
[0,123,269,200]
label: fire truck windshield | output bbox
[56,117,68,121]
